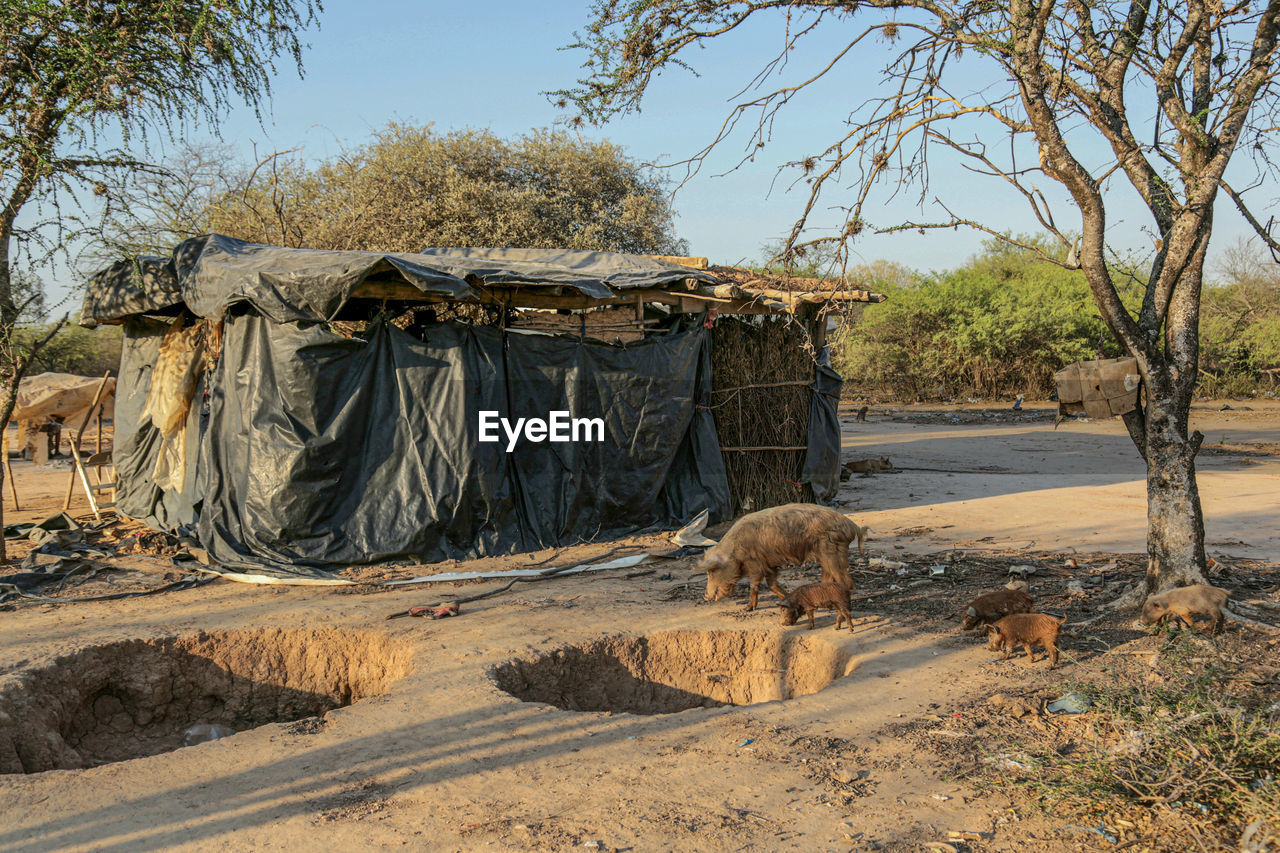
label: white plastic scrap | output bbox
[869,556,907,570]
[183,723,235,746]
[673,509,718,548]
[384,553,653,586]
[1046,692,1093,714]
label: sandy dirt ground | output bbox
[0,402,1277,852]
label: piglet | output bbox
[1141,584,1229,634]
[780,582,853,630]
[984,613,1066,669]
[961,588,1035,631]
[961,588,1035,649]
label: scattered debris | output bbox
[387,603,461,620]
[1046,693,1092,714]
[987,693,1037,718]
[1069,824,1118,844]
[183,724,236,746]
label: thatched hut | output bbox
[82,234,882,578]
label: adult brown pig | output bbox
[700,503,866,610]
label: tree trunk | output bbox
[0,226,12,564]
[0,384,14,564]
[1141,398,1209,593]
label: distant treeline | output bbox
[828,237,1280,401]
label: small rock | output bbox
[987,693,1034,716]
[832,767,864,785]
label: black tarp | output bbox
[181,313,729,575]
[800,347,844,502]
[113,317,203,531]
[84,234,716,326]
[83,257,183,325]
[91,237,854,576]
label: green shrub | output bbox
[832,237,1280,400]
[834,239,1119,399]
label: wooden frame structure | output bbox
[342,256,885,329]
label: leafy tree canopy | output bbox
[100,125,689,258]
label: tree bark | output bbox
[0,380,15,564]
[1141,401,1208,592]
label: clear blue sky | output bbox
[47,0,1271,300]
[198,0,1039,267]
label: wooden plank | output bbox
[344,279,876,317]
[752,287,885,304]
[349,280,690,310]
[642,255,709,270]
[698,283,745,299]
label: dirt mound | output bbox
[0,628,412,774]
[492,629,853,714]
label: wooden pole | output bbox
[68,439,102,521]
[712,380,812,394]
[2,432,18,511]
[94,405,104,484]
[63,373,111,511]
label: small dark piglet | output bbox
[961,588,1035,630]
[984,613,1066,669]
[961,588,1035,649]
[780,582,853,630]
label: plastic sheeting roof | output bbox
[83,233,716,325]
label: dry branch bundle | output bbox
[710,314,817,513]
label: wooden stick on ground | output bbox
[63,373,111,510]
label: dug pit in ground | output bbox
[492,629,855,713]
[0,627,412,774]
